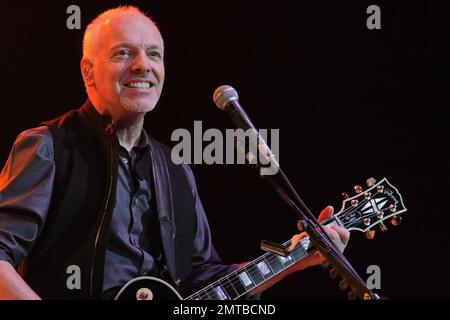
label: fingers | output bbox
[331,226,350,246]
[318,205,334,223]
[287,232,308,252]
[323,227,340,243]
[322,226,349,252]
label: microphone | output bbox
[213,85,279,175]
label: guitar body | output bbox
[114,276,182,300]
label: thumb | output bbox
[318,205,334,223]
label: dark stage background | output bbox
[1,0,449,299]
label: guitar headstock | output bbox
[334,178,407,239]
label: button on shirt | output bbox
[103,130,163,292]
[0,125,239,298]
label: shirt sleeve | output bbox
[0,126,54,267]
[178,164,241,296]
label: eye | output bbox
[115,49,131,58]
[148,50,162,59]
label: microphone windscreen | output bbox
[213,85,239,110]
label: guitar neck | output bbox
[185,217,340,300]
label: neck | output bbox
[89,98,145,153]
[115,117,144,153]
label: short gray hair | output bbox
[82,6,160,60]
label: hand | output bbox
[287,205,350,271]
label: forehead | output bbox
[99,13,163,50]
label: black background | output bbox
[1,0,449,299]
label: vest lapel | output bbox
[147,138,177,284]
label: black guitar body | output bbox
[114,277,182,300]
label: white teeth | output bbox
[126,82,151,89]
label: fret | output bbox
[246,263,264,286]
[212,284,228,300]
[265,252,284,273]
[187,293,200,300]
[186,237,318,301]
[194,290,208,300]
[235,269,255,293]
[197,289,211,300]
[290,239,309,261]
[205,286,219,300]
[277,253,295,267]
[219,278,237,300]
[256,258,275,279]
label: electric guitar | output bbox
[114,177,406,300]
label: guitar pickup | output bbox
[260,240,290,257]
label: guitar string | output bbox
[188,195,395,300]
[189,242,301,300]
[191,211,390,300]
[188,196,389,300]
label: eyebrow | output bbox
[109,42,163,52]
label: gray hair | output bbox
[82,6,161,60]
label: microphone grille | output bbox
[213,85,239,110]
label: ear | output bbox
[80,57,95,87]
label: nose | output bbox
[131,51,151,74]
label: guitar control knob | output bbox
[391,215,402,226]
[379,221,388,232]
[136,288,153,300]
[366,177,377,187]
[354,185,363,194]
[365,229,375,240]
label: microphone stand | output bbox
[258,166,379,300]
[214,85,379,299]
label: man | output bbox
[0,6,349,300]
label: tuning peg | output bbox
[321,260,330,269]
[365,229,376,239]
[339,279,349,290]
[329,268,338,279]
[379,221,388,232]
[353,185,363,194]
[389,204,397,212]
[366,177,377,187]
[391,215,402,226]
[342,192,349,199]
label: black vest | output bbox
[21,101,197,299]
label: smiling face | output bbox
[82,12,165,120]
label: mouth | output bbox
[123,80,155,89]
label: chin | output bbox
[120,97,157,114]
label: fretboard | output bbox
[185,236,312,300]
